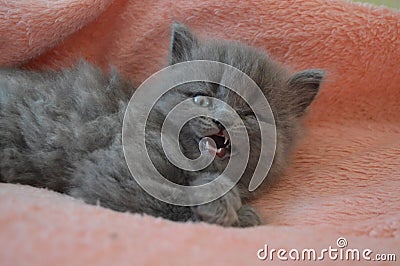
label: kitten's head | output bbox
[150,23,324,188]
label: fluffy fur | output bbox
[0,23,324,227]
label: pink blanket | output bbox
[0,0,399,265]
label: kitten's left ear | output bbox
[288,69,325,117]
[170,22,198,64]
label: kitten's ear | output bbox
[288,69,325,117]
[170,22,198,64]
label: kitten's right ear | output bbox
[288,69,325,117]
[170,22,198,64]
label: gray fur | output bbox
[0,23,324,227]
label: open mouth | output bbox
[201,130,231,158]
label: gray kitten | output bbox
[0,23,324,227]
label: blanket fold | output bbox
[0,0,399,265]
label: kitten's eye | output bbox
[193,95,211,107]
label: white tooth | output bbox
[206,140,212,151]
[223,130,229,144]
[205,141,210,149]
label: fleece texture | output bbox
[0,0,399,265]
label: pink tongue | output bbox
[216,148,226,158]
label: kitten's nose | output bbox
[212,119,225,130]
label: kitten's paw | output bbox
[192,195,241,227]
[235,205,261,227]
